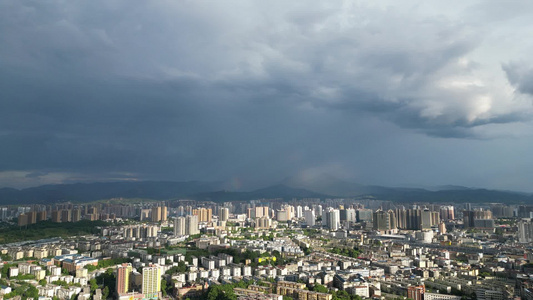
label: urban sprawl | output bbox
[1,199,533,300]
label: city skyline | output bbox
[1,195,532,299]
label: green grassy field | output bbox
[0,220,107,244]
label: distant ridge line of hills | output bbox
[0,175,531,205]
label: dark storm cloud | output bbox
[2,1,533,190]
[25,171,49,179]
[503,63,533,96]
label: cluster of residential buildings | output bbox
[2,200,533,300]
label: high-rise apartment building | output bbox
[161,206,167,222]
[174,217,186,236]
[72,209,82,222]
[257,206,268,218]
[340,208,356,223]
[421,209,432,230]
[438,222,447,234]
[431,211,440,227]
[394,208,407,229]
[193,208,212,222]
[276,209,288,222]
[304,210,315,227]
[518,220,533,243]
[248,206,268,219]
[18,214,29,226]
[356,209,373,222]
[61,209,72,223]
[406,209,419,230]
[151,206,162,222]
[116,263,132,295]
[177,206,185,216]
[255,216,272,229]
[0,207,8,221]
[186,215,199,235]
[27,211,37,224]
[373,209,396,231]
[491,204,513,218]
[463,209,493,228]
[440,205,455,221]
[296,206,303,218]
[142,264,161,298]
[51,210,62,223]
[316,205,323,217]
[37,211,47,222]
[328,209,340,231]
[219,208,229,222]
[407,285,425,300]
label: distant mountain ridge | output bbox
[189,184,329,202]
[0,177,531,204]
[0,181,222,205]
[0,181,327,205]
[281,174,533,204]
[282,173,427,196]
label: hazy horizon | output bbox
[0,173,529,195]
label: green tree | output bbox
[165,261,187,275]
[302,246,312,256]
[1,263,15,278]
[332,290,351,300]
[205,280,252,300]
[161,279,168,297]
[313,284,328,293]
[102,286,109,300]
[26,285,39,299]
[89,279,98,292]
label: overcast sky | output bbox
[2,1,533,191]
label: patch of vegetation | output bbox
[302,229,320,236]
[312,284,328,293]
[146,247,167,255]
[328,246,361,258]
[165,261,188,275]
[228,233,274,241]
[185,248,210,262]
[11,274,36,280]
[1,263,17,278]
[206,280,252,300]
[51,280,81,288]
[495,218,515,225]
[332,290,362,300]
[93,268,115,300]
[479,272,492,278]
[2,282,39,300]
[84,257,132,272]
[212,248,288,267]
[161,226,173,233]
[161,279,173,297]
[302,246,312,256]
[0,220,108,244]
[0,254,12,261]
[185,234,202,242]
